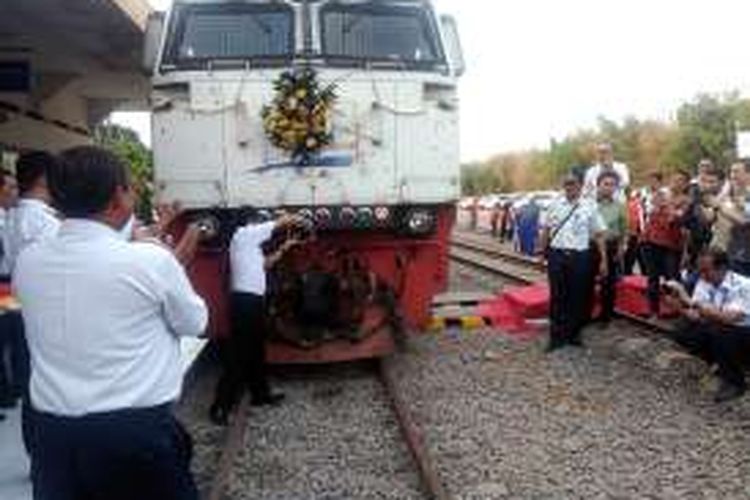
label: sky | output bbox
[113,0,750,162]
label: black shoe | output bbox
[251,392,285,407]
[0,413,5,421]
[594,318,611,330]
[545,341,566,353]
[568,336,584,347]
[714,382,746,404]
[208,404,230,426]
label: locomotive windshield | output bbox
[321,3,444,68]
[162,4,294,68]
[159,1,447,71]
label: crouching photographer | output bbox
[662,247,750,403]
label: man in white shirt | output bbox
[210,210,303,425]
[14,146,208,499]
[583,142,631,201]
[0,168,17,419]
[540,170,607,351]
[3,152,59,452]
[666,247,750,403]
[4,151,60,274]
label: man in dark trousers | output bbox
[593,171,627,326]
[540,170,607,351]
[0,167,18,420]
[210,210,304,426]
[4,151,59,455]
[13,146,208,499]
[666,247,750,402]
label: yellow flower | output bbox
[296,88,307,100]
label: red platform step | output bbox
[616,275,678,318]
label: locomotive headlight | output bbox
[374,206,390,223]
[257,209,273,222]
[340,206,357,226]
[315,208,332,225]
[297,208,313,221]
[356,207,374,228]
[193,214,220,240]
[404,209,436,235]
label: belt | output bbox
[550,248,589,255]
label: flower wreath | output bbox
[261,67,337,164]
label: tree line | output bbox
[462,92,750,195]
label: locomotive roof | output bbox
[172,0,433,6]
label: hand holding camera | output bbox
[660,278,691,305]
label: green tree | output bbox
[667,93,750,171]
[94,123,154,222]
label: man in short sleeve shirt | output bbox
[540,171,607,351]
[210,211,303,425]
[4,151,60,275]
[669,248,750,403]
[583,143,631,202]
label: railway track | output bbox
[179,231,738,499]
[450,231,674,334]
[207,359,444,500]
[200,230,678,499]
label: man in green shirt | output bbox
[594,170,628,325]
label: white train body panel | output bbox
[149,0,463,210]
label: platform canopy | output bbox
[0,0,152,152]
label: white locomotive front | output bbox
[142,0,464,361]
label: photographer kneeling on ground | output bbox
[663,247,750,403]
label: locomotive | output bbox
[142,0,464,362]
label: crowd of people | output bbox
[536,142,750,404]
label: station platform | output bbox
[0,336,209,500]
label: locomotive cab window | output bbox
[162,4,294,69]
[320,3,445,69]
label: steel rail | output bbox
[378,358,453,500]
[208,397,251,500]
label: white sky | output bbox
[113,0,750,162]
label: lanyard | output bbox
[709,287,729,308]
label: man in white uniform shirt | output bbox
[4,151,60,274]
[583,142,631,201]
[0,168,17,420]
[540,170,607,352]
[210,210,303,425]
[3,151,59,453]
[13,146,208,499]
[666,247,750,403]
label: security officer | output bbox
[540,170,607,351]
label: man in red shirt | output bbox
[642,187,688,317]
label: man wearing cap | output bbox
[583,143,631,202]
[540,171,607,351]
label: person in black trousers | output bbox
[591,171,627,325]
[666,248,750,402]
[210,211,304,426]
[540,171,607,351]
